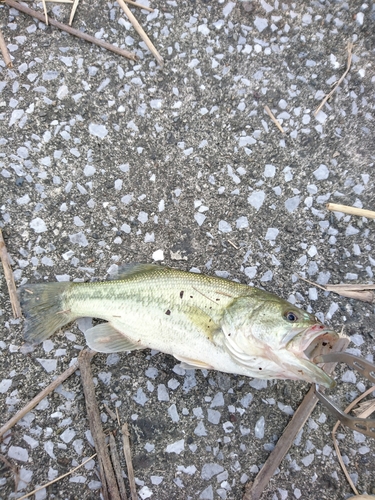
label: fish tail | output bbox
[19,282,75,344]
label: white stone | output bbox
[36,358,57,373]
[248,190,265,210]
[157,384,169,401]
[69,232,88,247]
[201,463,224,480]
[218,220,232,233]
[60,428,76,443]
[285,196,300,212]
[30,218,47,233]
[254,416,265,438]
[207,409,221,424]
[223,2,235,17]
[139,486,153,499]
[168,404,179,422]
[8,446,29,462]
[301,454,314,466]
[244,267,257,279]
[133,388,148,406]
[0,379,12,393]
[264,164,276,177]
[265,228,279,240]
[152,249,164,261]
[165,439,184,454]
[84,165,96,176]
[313,164,329,180]
[315,110,327,124]
[89,123,108,138]
[254,16,268,32]
[356,12,364,25]
[194,213,206,226]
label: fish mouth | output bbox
[282,325,341,388]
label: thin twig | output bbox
[122,423,137,500]
[0,27,13,68]
[227,239,239,250]
[17,453,97,500]
[244,338,349,500]
[69,0,80,25]
[0,454,20,492]
[298,276,327,291]
[326,202,375,220]
[109,433,128,500]
[41,0,48,24]
[116,406,121,426]
[300,276,375,304]
[104,403,117,421]
[116,0,163,66]
[123,0,154,12]
[78,350,121,500]
[4,0,138,61]
[264,105,285,134]
[0,229,21,318]
[332,385,375,496]
[0,361,80,440]
[314,42,353,116]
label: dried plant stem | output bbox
[315,42,353,115]
[4,0,138,61]
[0,454,20,492]
[243,338,349,500]
[326,202,375,220]
[0,27,13,68]
[109,433,128,500]
[69,0,80,25]
[104,403,117,421]
[0,361,79,440]
[300,275,375,304]
[227,239,239,250]
[0,229,21,318]
[17,452,97,500]
[264,105,285,134]
[332,385,375,496]
[243,386,318,500]
[122,423,137,500]
[116,0,163,66]
[123,0,154,12]
[78,350,121,500]
[41,0,48,24]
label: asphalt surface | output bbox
[0,0,375,499]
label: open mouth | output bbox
[286,324,340,360]
[278,326,343,388]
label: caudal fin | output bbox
[19,282,75,344]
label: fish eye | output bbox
[284,311,298,322]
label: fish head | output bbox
[220,295,341,388]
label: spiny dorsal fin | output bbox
[109,263,164,281]
[84,323,145,353]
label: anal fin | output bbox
[174,354,214,370]
[84,323,144,353]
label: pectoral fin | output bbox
[84,323,144,353]
[174,354,214,370]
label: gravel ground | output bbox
[1,1,375,499]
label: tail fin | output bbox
[19,282,75,344]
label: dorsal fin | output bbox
[109,263,163,281]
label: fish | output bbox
[19,264,341,388]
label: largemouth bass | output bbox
[19,264,341,388]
